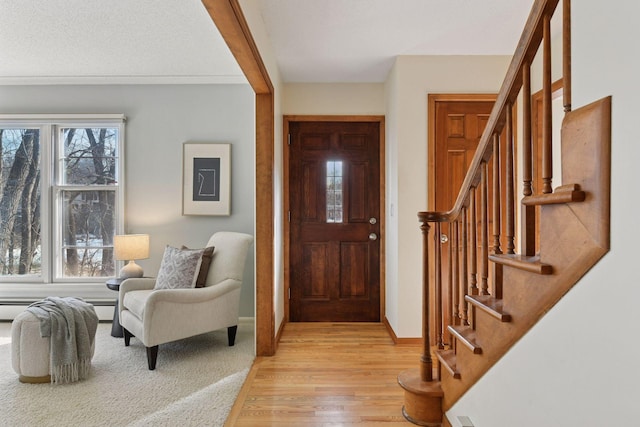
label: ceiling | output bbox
[0,0,538,85]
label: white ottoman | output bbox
[11,310,96,383]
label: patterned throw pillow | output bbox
[181,245,215,288]
[153,246,205,290]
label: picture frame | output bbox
[182,142,231,216]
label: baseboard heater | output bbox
[0,299,115,321]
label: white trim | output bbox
[0,114,125,122]
[41,125,53,283]
[0,283,113,300]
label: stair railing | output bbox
[416,0,569,382]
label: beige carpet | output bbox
[0,319,254,427]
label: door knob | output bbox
[369,233,378,241]
[369,217,377,225]
[440,234,449,244]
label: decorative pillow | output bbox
[153,246,205,290]
[181,245,215,288]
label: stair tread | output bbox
[448,325,482,354]
[522,183,586,206]
[436,349,461,379]
[465,294,512,322]
[489,253,553,274]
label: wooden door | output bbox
[433,100,494,213]
[289,121,381,322]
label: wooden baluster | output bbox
[523,63,533,198]
[542,13,553,194]
[480,163,489,295]
[419,219,433,382]
[461,208,469,326]
[505,104,516,254]
[447,222,454,337]
[492,131,506,300]
[434,222,444,350]
[441,222,456,348]
[469,187,478,296]
[452,220,460,329]
[563,0,572,113]
[492,133,502,255]
[521,63,537,256]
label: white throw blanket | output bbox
[26,297,98,384]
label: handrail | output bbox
[419,0,561,222]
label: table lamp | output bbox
[114,234,150,278]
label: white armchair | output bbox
[118,231,253,370]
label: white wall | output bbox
[385,66,400,337]
[283,83,385,115]
[447,2,640,425]
[385,56,511,338]
[0,84,257,317]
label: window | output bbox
[0,115,125,283]
[326,160,343,223]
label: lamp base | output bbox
[119,260,144,279]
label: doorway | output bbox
[285,116,385,322]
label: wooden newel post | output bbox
[398,213,444,425]
[420,220,433,382]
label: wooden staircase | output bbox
[398,0,612,425]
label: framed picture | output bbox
[182,143,231,216]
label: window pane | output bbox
[62,128,118,185]
[62,247,114,278]
[0,128,42,277]
[326,160,343,223]
[61,190,115,277]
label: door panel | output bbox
[290,121,380,322]
[340,242,370,298]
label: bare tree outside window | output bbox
[59,127,118,277]
[0,128,41,275]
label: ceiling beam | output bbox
[202,0,273,94]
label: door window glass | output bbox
[326,160,343,223]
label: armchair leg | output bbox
[123,328,132,346]
[146,346,159,370]
[228,325,238,346]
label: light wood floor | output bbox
[226,322,422,426]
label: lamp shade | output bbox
[114,234,150,261]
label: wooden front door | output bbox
[289,121,381,322]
